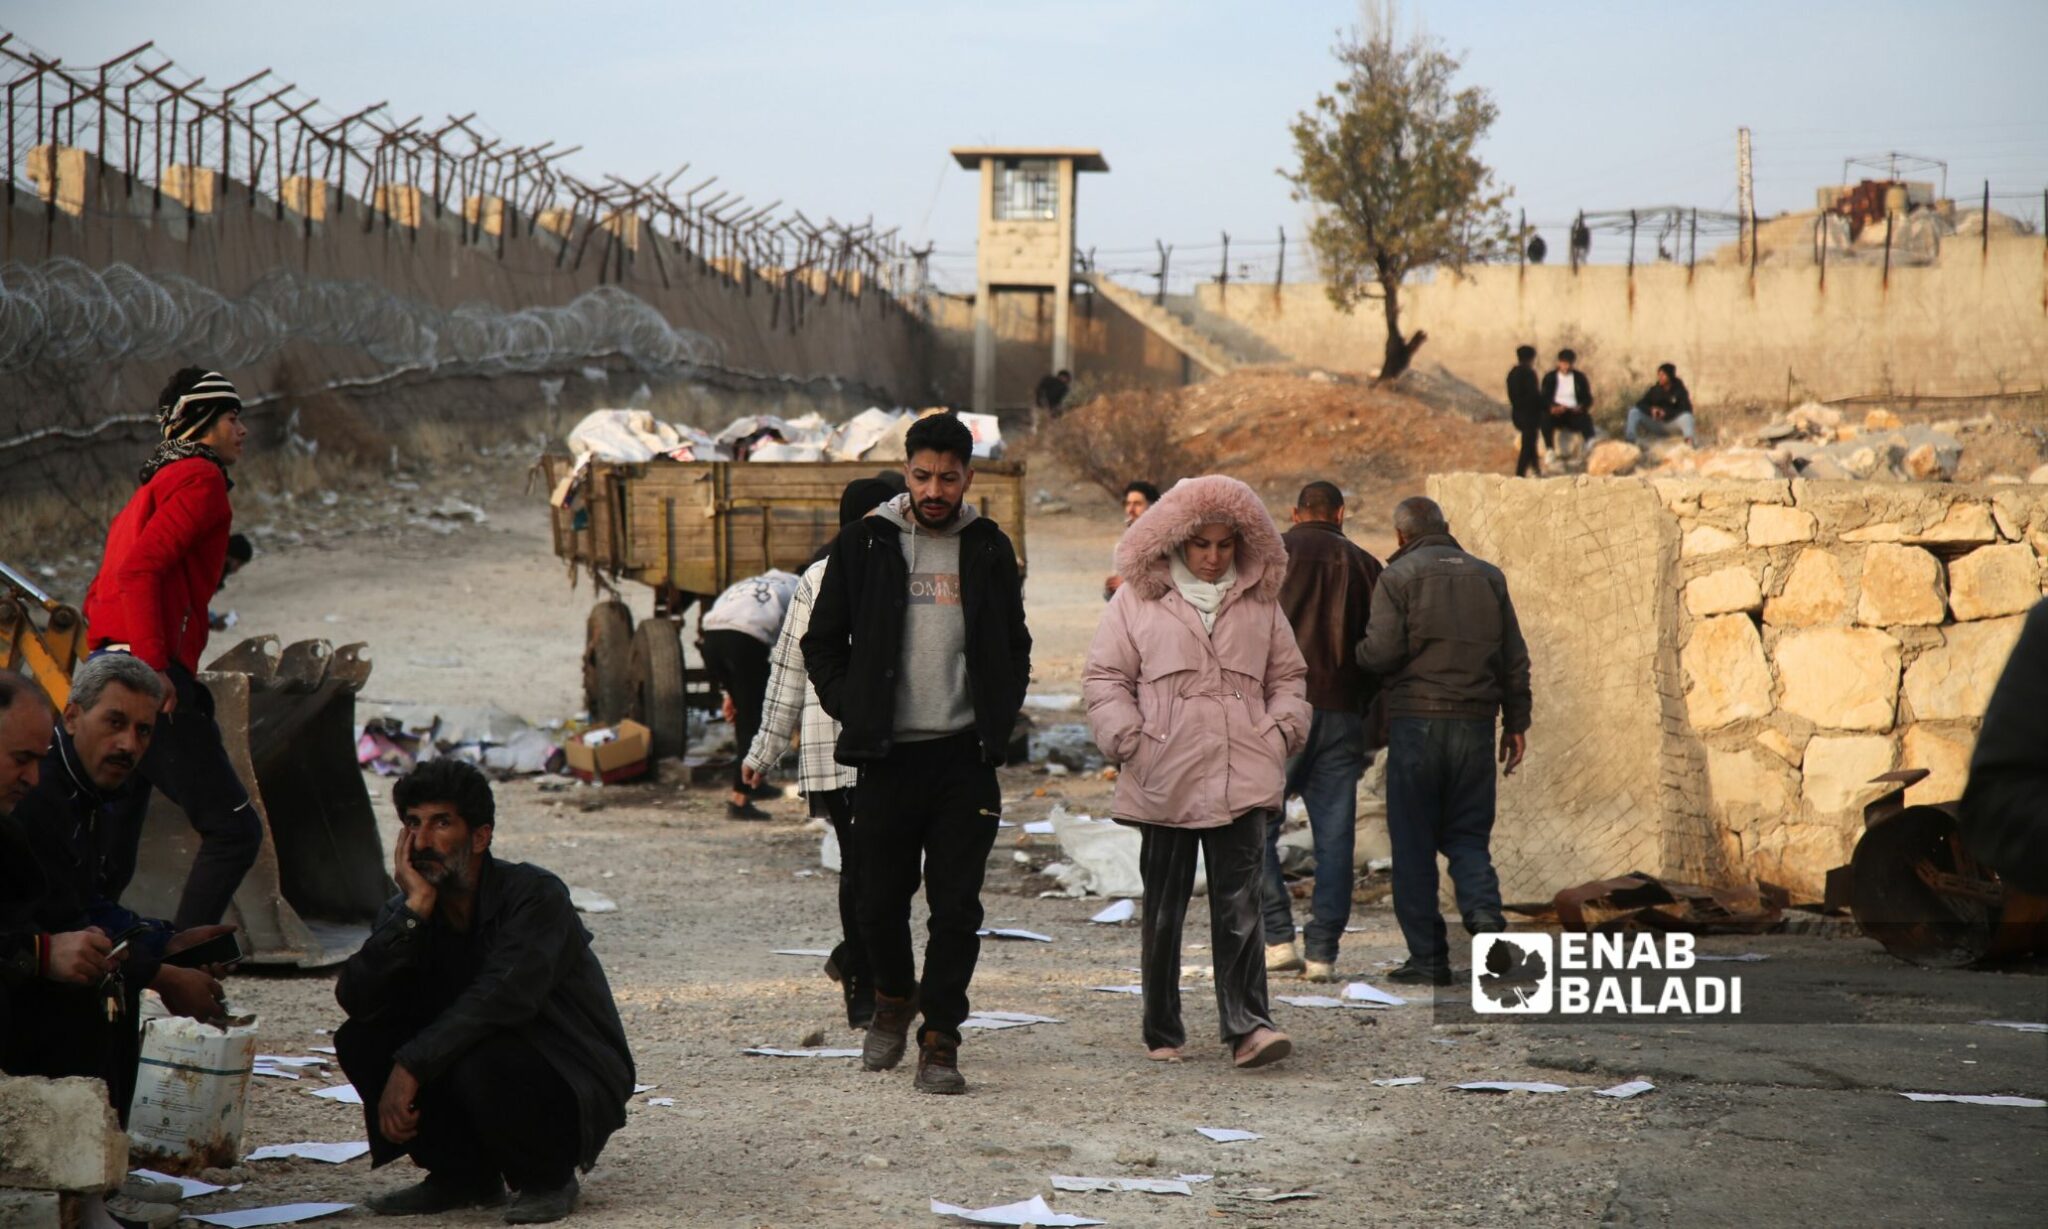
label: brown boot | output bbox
[862,991,917,1071]
[914,1031,966,1095]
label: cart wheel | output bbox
[583,600,635,725]
[630,617,688,760]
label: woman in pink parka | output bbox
[1084,474,1311,1068]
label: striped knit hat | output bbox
[156,370,241,441]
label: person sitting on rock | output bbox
[335,759,635,1224]
[1625,363,1697,447]
[1539,350,1597,462]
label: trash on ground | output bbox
[1553,872,1788,934]
[308,1084,363,1104]
[253,1055,327,1068]
[188,1205,355,1228]
[978,928,1054,943]
[773,948,833,957]
[1898,1092,2047,1108]
[1371,1076,1425,1087]
[931,1194,1104,1227]
[961,1011,1063,1031]
[1221,1190,1319,1204]
[307,1045,337,1055]
[569,887,617,914]
[1277,995,1382,1011]
[1343,982,1407,1006]
[1089,985,1146,995]
[1975,1020,2048,1033]
[562,718,652,784]
[1596,1081,1657,1099]
[129,1169,235,1199]
[1048,805,1196,898]
[1050,1175,1192,1195]
[1021,820,1057,836]
[1454,1081,1571,1094]
[742,1047,864,1059]
[129,1011,259,1173]
[1195,1127,1262,1143]
[251,1067,302,1080]
[646,1097,676,1107]
[1178,1174,1213,1184]
[1090,900,1137,924]
[246,1142,370,1163]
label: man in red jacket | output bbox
[82,368,262,929]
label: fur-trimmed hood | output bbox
[1113,474,1287,602]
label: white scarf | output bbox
[1171,553,1238,633]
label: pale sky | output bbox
[8,0,2044,290]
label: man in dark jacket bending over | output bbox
[1359,497,1532,987]
[802,411,1032,1095]
[336,760,634,1223]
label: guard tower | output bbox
[950,146,1109,414]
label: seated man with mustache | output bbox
[5,653,238,1117]
[335,759,635,1225]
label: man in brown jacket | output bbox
[1263,482,1384,981]
[1359,496,1531,986]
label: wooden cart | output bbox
[541,453,1027,758]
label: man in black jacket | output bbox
[1625,363,1697,447]
[1538,349,1596,463]
[1961,599,2048,895]
[335,760,634,1223]
[1506,346,1547,477]
[1359,498,1532,987]
[802,412,1031,1095]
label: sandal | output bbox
[1232,1027,1293,1069]
[1146,1046,1185,1063]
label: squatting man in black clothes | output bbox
[335,759,634,1224]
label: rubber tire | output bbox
[630,617,688,760]
[583,600,635,725]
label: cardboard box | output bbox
[563,719,652,784]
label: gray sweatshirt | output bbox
[877,494,978,741]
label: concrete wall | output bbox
[0,154,931,476]
[1199,237,2048,411]
[1433,473,2046,903]
[928,288,1187,408]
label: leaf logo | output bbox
[1469,934,1555,1014]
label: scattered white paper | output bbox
[931,1195,1105,1227]
[1177,1174,1214,1184]
[1090,899,1136,924]
[251,1067,303,1081]
[308,1084,363,1104]
[254,1055,329,1068]
[1455,1081,1571,1094]
[1196,1127,1262,1143]
[188,1204,354,1228]
[1371,1076,1425,1087]
[1900,1092,2047,1108]
[308,1045,337,1055]
[247,1142,370,1164]
[1089,985,1145,995]
[773,948,833,958]
[130,1169,227,1199]
[1021,820,1057,835]
[646,1097,676,1107]
[1343,982,1408,1007]
[1277,995,1368,1010]
[1694,953,1769,962]
[742,1046,864,1059]
[1975,1020,2048,1034]
[568,886,617,914]
[633,1083,658,1093]
[962,1011,1063,1031]
[1596,1081,1656,1100]
[978,928,1054,943]
[1050,1175,1192,1195]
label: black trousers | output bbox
[336,1013,580,1192]
[0,978,141,1126]
[701,630,772,790]
[1136,808,1277,1051]
[1514,413,1543,477]
[816,789,869,988]
[108,662,262,929]
[855,731,1000,1044]
[1547,408,1595,449]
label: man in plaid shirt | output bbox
[743,474,904,1029]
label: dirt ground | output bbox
[23,442,2046,1228]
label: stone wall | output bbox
[1198,237,2048,410]
[1432,473,2045,902]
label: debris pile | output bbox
[1583,403,1996,484]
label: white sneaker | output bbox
[1303,959,1338,983]
[1265,941,1304,973]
